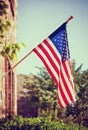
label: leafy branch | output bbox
[0,42,26,60]
[0,1,26,60]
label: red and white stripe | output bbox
[33,38,76,108]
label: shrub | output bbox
[0,116,87,130]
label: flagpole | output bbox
[5,49,33,75]
[65,16,74,24]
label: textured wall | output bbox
[0,0,17,118]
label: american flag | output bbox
[33,23,76,108]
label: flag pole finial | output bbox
[66,16,74,24]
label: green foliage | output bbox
[0,1,26,60]
[0,15,26,60]
[0,116,87,130]
[0,42,26,60]
[18,67,58,118]
[18,62,88,128]
[0,20,11,37]
[0,1,10,38]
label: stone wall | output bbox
[0,0,17,118]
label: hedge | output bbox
[0,116,87,130]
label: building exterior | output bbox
[0,0,17,118]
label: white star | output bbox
[54,39,57,41]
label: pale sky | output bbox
[17,0,88,74]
